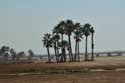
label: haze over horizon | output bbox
[0,0,125,54]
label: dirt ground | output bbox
[0,56,125,83]
[0,72,125,83]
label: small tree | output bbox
[10,48,17,63]
[0,46,10,63]
[17,51,25,62]
[28,49,34,61]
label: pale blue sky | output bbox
[0,0,125,54]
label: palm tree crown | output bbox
[42,33,53,48]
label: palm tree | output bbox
[59,21,66,61]
[53,21,65,61]
[51,34,60,62]
[42,33,53,63]
[51,35,57,62]
[64,19,75,61]
[58,40,68,62]
[90,27,95,61]
[62,40,68,62]
[53,25,60,62]
[83,23,91,61]
[74,23,83,61]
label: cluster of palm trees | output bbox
[42,19,95,63]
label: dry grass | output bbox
[0,56,125,83]
[0,56,125,74]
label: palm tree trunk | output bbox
[74,40,77,61]
[54,44,58,62]
[85,36,88,61]
[91,33,94,61]
[63,47,66,62]
[78,41,80,62]
[61,34,64,62]
[56,40,59,62]
[47,47,51,63]
[68,35,73,61]
[68,46,71,62]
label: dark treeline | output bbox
[0,46,34,64]
[42,19,95,63]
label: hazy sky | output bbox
[0,0,125,54]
